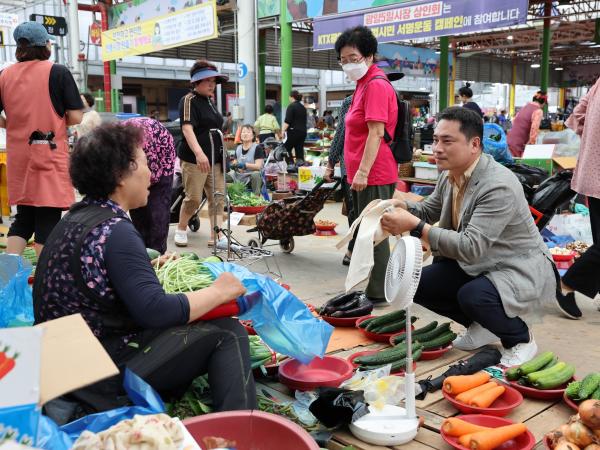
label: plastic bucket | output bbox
[183,410,319,450]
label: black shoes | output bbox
[342,255,351,266]
[555,291,582,319]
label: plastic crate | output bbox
[514,158,553,174]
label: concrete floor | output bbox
[168,201,600,375]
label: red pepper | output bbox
[0,352,18,381]
[0,346,9,366]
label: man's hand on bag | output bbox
[351,170,368,191]
[381,208,420,236]
[196,153,211,173]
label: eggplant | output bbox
[336,295,373,318]
[321,291,363,316]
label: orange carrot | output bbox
[469,385,505,408]
[455,382,498,404]
[469,423,527,450]
[444,372,491,394]
[458,433,474,447]
[442,418,492,437]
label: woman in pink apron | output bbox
[0,21,83,255]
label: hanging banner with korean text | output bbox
[101,1,217,61]
[313,0,528,51]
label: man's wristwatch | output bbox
[410,220,426,238]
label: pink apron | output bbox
[0,60,74,208]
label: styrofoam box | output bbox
[413,162,438,180]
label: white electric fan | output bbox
[350,236,423,446]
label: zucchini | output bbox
[392,321,438,346]
[539,355,559,371]
[372,316,417,334]
[365,310,406,330]
[566,380,583,399]
[419,331,457,350]
[519,351,555,375]
[505,366,521,381]
[358,316,376,328]
[526,361,567,384]
[408,322,451,343]
[592,386,600,400]
[578,373,600,400]
[532,364,575,390]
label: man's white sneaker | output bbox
[453,323,499,351]
[174,230,188,247]
[500,336,538,367]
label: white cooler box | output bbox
[413,162,438,180]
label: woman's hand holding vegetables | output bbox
[212,272,246,304]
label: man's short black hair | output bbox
[437,106,483,144]
[81,92,95,107]
[265,104,274,114]
[70,123,144,199]
[334,26,378,59]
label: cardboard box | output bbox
[277,172,298,192]
[297,166,336,191]
[0,314,119,445]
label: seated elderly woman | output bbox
[229,124,265,195]
[33,123,256,421]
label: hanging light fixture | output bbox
[531,63,541,68]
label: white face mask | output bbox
[342,61,369,82]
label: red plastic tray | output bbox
[420,344,454,360]
[347,350,417,376]
[551,252,577,262]
[441,414,535,450]
[278,356,354,391]
[503,367,575,400]
[232,205,268,215]
[442,381,523,416]
[563,391,580,411]
[355,315,414,343]
[314,223,337,231]
[321,314,370,327]
[314,229,338,236]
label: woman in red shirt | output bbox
[334,26,398,302]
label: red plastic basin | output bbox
[503,367,575,400]
[321,314,370,327]
[278,356,354,391]
[442,381,523,417]
[183,410,319,450]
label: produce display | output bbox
[319,292,373,318]
[315,219,337,227]
[358,310,418,335]
[21,247,37,266]
[566,373,600,402]
[442,417,529,450]
[550,247,576,256]
[391,321,457,350]
[504,351,575,390]
[352,341,424,372]
[566,241,589,256]
[249,335,274,370]
[154,254,220,293]
[227,181,270,206]
[444,372,492,395]
[545,400,600,449]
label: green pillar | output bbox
[110,60,119,113]
[540,0,551,95]
[258,30,267,114]
[438,36,449,112]
[280,0,292,109]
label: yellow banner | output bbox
[101,1,217,62]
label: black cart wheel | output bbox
[247,238,262,248]
[280,238,295,253]
[188,216,200,232]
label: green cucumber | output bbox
[354,343,414,365]
[358,316,376,328]
[539,355,559,370]
[360,348,424,372]
[579,373,600,400]
[408,322,451,343]
[419,331,457,350]
[392,321,438,346]
[526,362,567,384]
[365,310,406,330]
[592,386,600,400]
[566,380,583,400]
[146,248,161,260]
[373,316,417,334]
[505,366,521,381]
[532,364,575,390]
[519,351,555,375]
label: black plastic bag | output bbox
[309,387,369,428]
[531,170,576,214]
[506,163,549,186]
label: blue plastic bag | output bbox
[483,123,513,165]
[0,254,34,327]
[36,370,164,449]
[204,262,334,364]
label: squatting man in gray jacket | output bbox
[381,106,557,366]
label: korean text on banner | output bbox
[313,0,529,51]
[101,0,218,61]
